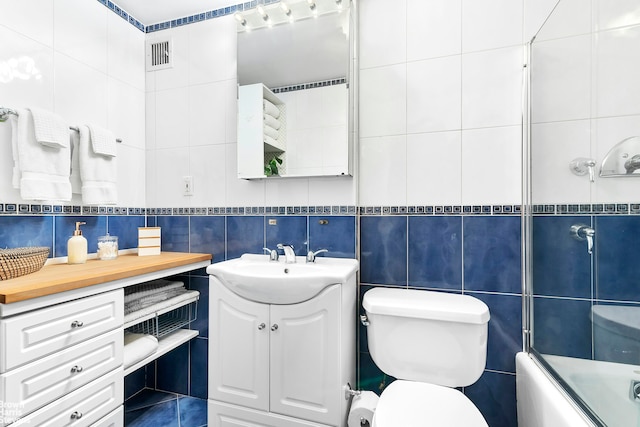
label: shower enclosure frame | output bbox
[522,2,640,425]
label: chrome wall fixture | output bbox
[600,136,640,177]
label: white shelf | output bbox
[123,329,199,376]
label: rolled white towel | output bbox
[264,113,281,130]
[123,333,159,369]
[263,124,279,140]
[263,99,280,119]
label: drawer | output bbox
[11,369,123,427]
[0,289,124,372]
[92,406,123,427]
[0,329,123,423]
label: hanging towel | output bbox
[87,124,117,157]
[69,130,82,194]
[263,99,280,119]
[27,107,70,149]
[8,113,20,189]
[11,108,72,201]
[78,125,118,205]
[263,123,279,140]
[264,113,281,130]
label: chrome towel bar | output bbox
[0,107,122,143]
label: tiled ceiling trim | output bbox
[100,0,278,33]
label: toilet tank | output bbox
[363,288,490,388]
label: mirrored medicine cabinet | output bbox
[236,0,356,179]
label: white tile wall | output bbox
[6,0,634,209]
[0,1,146,206]
[530,3,640,205]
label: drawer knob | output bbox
[70,365,83,373]
[258,323,266,330]
[71,320,84,328]
[70,411,83,419]
[271,324,278,331]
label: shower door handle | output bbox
[570,224,595,254]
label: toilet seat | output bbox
[372,380,489,427]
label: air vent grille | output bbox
[146,39,173,71]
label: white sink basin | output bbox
[206,253,359,304]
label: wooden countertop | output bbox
[0,252,212,304]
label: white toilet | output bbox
[362,287,490,427]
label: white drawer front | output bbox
[92,406,123,427]
[0,289,124,372]
[10,369,123,427]
[0,329,123,423]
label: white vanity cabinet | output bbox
[209,271,356,427]
[0,252,211,427]
[0,289,124,426]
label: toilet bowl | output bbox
[372,381,488,427]
[359,288,490,427]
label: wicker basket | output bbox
[0,247,50,281]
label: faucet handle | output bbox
[306,248,328,263]
[263,247,279,261]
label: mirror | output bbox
[236,0,354,179]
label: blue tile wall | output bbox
[532,215,591,298]
[464,216,521,294]
[308,215,356,258]
[360,214,522,426]
[360,216,407,285]
[408,216,462,290]
[531,214,640,365]
[226,216,265,260]
[0,215,53,256]
[55,215,107,257]
[0,210,523,427]
[107,215,146,249]
[265,215,308,256]
[595,215,640,301]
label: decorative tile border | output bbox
[272,78,347,94]
[101,0,282,34]
[531,203,640,215]
[5,203,640,216]
[97,0,145,32]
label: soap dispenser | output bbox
[68,221,88,264]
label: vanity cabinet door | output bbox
[269,285,341,425]
[210,282,270,411]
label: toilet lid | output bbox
[373,381,488,427]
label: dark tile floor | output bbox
[125,389,207,427]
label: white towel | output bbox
[264,113,281,130]
[123,333,159,369]
[69,130,82,194]
[78,125,118,205]
[264,134,281,148]
[263,123,279,140]
[88,124,117,157]
[8,113,20,189]
[27,107,70,149]
[263,99,280,119]
[12,108,72,201]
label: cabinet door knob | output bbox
[71,320,84,328]
[70,365,83,373]
[70,411,83,419]
[258,323,266,330]
[271,324,278,331]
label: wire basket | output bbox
[0,247,50,281]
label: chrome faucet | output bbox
[263,247,279,261]
[277,243,296,263]
[306,249,328,263]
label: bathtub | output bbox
[516,352,594,427]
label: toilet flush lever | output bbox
[570,224,595,254]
